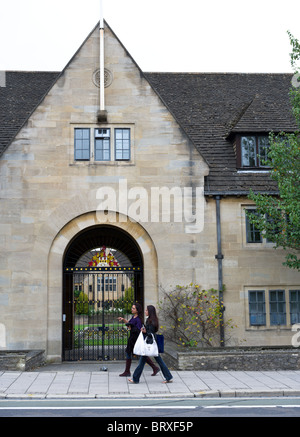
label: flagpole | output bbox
[97,0,107,122]
[99,0,105,112]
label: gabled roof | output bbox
[145,72,298,194]
[0,71,59,157]
[0,69,297,195]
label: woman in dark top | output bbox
[128,305,173,384]
[118,303,159,377]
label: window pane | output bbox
[75,129,83,139]
[115,128,131,160]
[115,139,123,149]
[74,128,90,160]
[290,290,300,324]
[257,293,264,302]
[75,150,82,160]
[258,136,270,166]
[269,290,286,325]
[123,150,130,160]
[83,129,90,139]
[95,129,111,161]
[82,149,90,160]
[83,139,89,149]
[246,210,262,243]
[241,136,256,167]
[95,138,110,161]
[290,290,297,301]
[103,149,110,160]
[249,291,266,326]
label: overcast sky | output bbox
[0,0,299,73]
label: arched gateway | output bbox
[62,225,144,361]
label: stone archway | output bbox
[46,211,158,362]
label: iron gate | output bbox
[63,266,143,361]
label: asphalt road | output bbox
[1,397,300,418]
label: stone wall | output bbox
[0,23,208,358]
[0,350,45,371]
[163,342,300,371]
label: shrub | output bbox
[75,291,89,315]
[158,284,236,347]
[113,286,134,315]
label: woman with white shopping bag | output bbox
[129,305,173,384]
[118,303,159,377]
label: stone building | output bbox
[0,22,299,361]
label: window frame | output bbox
[248,290,266,326]
[269,289,286,326]
[246,287,300,330]
[245,209,263,243]
[72,125,133,164]
[115,128,131,161]
[94,128,111,162]
[74,128,91,161]
[244,206,282,247]
[237,134,270,169]
[290,290,300,324]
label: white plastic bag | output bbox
[133,331,159,357]
[133,331,145,356]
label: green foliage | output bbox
[74,288,81,299]
[158,284,236,347]
[247,32,300,270]
[113,287,134,314]
[75,291,89,315]
[288,31,300,131]
[123,286,134,314]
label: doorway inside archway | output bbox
[62,225,143,361]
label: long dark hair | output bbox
[134,302,144,324]
[146,305,159,332]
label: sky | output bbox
[0,0,300,73]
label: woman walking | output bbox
[118,303,159,377]
[129,305,173,384]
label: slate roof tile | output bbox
[145,72,298,194]
[0,71,59,156]
[0,71,297,196]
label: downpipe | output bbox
[215,195,225,347]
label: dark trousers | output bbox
[132,355,173,383]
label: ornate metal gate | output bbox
[63,266,143,361]
[62,225,144,362]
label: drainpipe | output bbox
[215,195,225,347]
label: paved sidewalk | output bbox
[1,362,300,399]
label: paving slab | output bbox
[1,362,300,399]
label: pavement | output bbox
[1,361,300,399]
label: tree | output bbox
[75,291,89,315]
[247,31,300,270]
[123,286,134,314]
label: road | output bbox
[1,397,300,418]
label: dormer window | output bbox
[237,135,270,169]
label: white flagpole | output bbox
[100,0,104,29]
[99,0,105,112]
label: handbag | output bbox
[156,334,164,353]
[133,331,159,357]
